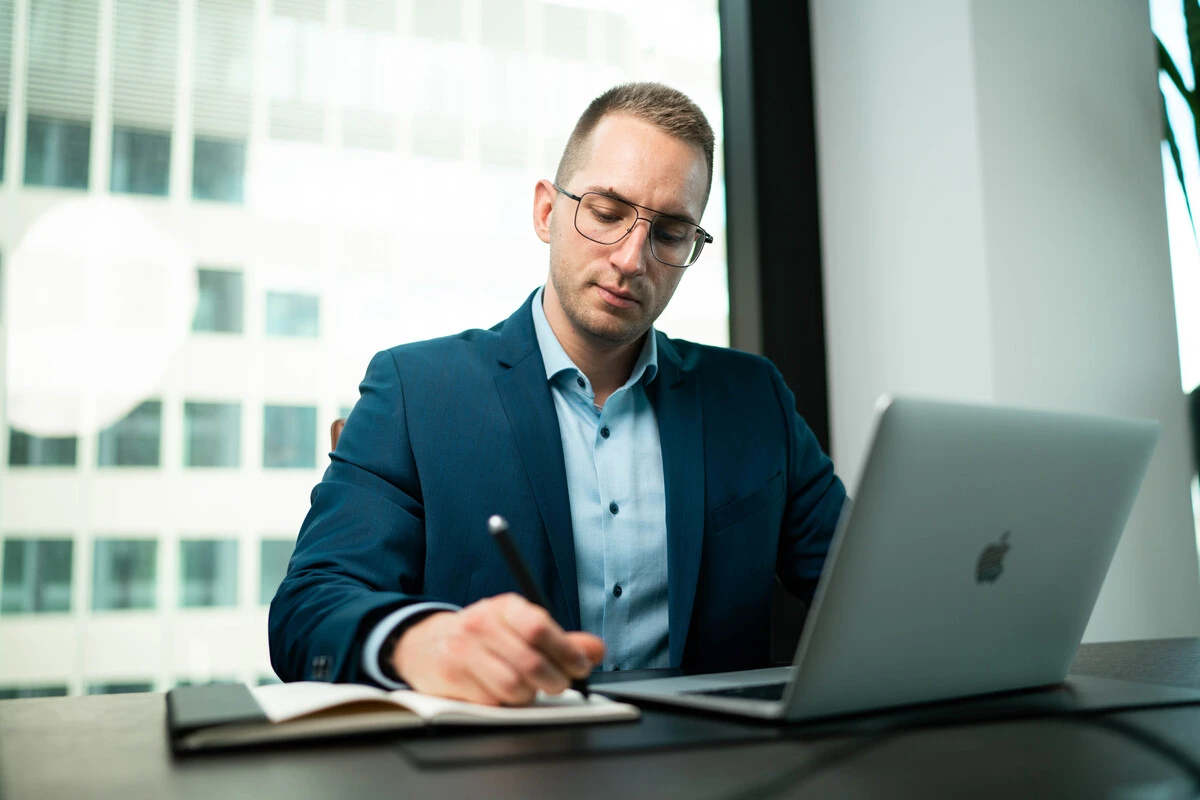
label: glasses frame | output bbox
[552,182,713,268]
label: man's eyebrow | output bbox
[583,184,698,225]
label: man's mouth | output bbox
[595,285,640,309]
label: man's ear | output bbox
[532,179,556,244]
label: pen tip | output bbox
[487,515,508,535]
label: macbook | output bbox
[597,396,1163,721]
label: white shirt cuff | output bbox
[361,602,460,689]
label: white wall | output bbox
[811,0,1200,642]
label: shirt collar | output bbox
[531,285,658,389]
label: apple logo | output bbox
[976,532,1011,584]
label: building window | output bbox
[259,538,294,605]
[110,127,171,196]
[193,269,244,333]
[414,0,462,41]
[0,538,73,614]
[174,677,237,687]
[24,117,90,189]
[184,402,241,468]
[8,429,77,467]
[192,136,245,202]
[86,682,153,695]
[265,292,319,337]
[97,401,162,467]
[263,405,317,469]
[91,539,157,611]
[179,539,238,608]
[0,685,68,699]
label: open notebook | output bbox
[166,681,640,753]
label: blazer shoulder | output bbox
[383,323,504,370]
[663,334,778,384]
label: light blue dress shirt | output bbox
[362,286,670,687]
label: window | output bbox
[192,136,246,202]
[97,400,162,467]
[23,117,90,189]
[481,0,523,51]
[0,112,6,183]
[174,676,237,687]
[179,539,238,608]
[259,538,294,605]
[414,0,462,41]
[184,402,241,467]
[91,539,157,611]
[86,682,153,695]
[0,539,73,614]
[265,291,319,337]
[110,127,170,196]
[0,685,68,699]
[8,429,77,467]
[544,5,587,61]
[263,405,317,469]
[193,269,244,333]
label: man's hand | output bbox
[391,593,605,705]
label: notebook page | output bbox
[251,682,396,723]
[388,689,640,724]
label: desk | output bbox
[4,639,1200,800]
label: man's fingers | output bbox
[499,594,592,677]
[484,622,571,695]
[565,631,606,668]
[468,647,539,706]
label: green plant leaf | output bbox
[1159,36,1192,105]
[1164,96,1198,244]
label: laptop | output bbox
[597,396,1164,722]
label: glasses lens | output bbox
[650,217,703,267]
[575,193,637,244]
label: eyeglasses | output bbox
[552,183,713,268]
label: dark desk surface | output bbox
[5,639,1200,800]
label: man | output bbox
[269,83,847,706]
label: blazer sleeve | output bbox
[268,349,447,684]
[768,363,849,604]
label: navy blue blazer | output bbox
[269,291,847,684]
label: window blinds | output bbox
[269,0,325,142]
[194,0,253,140]
[0,0,13,115]
[112,0,178,132]
[25,0,99,122]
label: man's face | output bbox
[537,114,709,350]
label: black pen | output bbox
[487,514,590,698]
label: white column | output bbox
[811,0,1200,642]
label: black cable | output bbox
[717,710,1200,800]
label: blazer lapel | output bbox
[649,333,705,667]
[492,294,581,631]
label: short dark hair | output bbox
[554,82,715,201]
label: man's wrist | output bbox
[380,609,450,683]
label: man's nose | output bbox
[610,219,651,276]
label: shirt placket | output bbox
[594,389,630,671]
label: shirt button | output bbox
[576,376,586,388]
[613,584,622,598]
[609,501,619,515]
[600,426,610,439]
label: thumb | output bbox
[565,631,606,666]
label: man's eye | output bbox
[653,225,688,244]
[590,208,624,224]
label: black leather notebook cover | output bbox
[166,684,269,742]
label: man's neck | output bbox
[542,289,643,408]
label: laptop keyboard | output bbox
[685,682,788,701]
